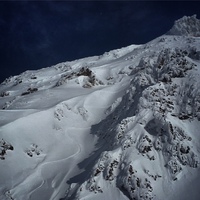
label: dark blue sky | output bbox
[0,1,200,83]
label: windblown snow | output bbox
[0,15,200,200]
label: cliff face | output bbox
[0,16,200,200]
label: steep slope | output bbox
[0,15,200,200]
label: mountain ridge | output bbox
[0,15,200,200]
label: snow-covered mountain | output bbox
[0,15,200,200]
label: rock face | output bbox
[0,16,200,200]
[167,15,200,36]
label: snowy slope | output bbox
[0,15,200,200]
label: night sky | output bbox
[0,1,200,83]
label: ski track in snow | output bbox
[12,128,82,200]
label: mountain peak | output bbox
[167,15,200,36]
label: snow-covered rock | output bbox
[0,15,200,200]
[167,15,200,37]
